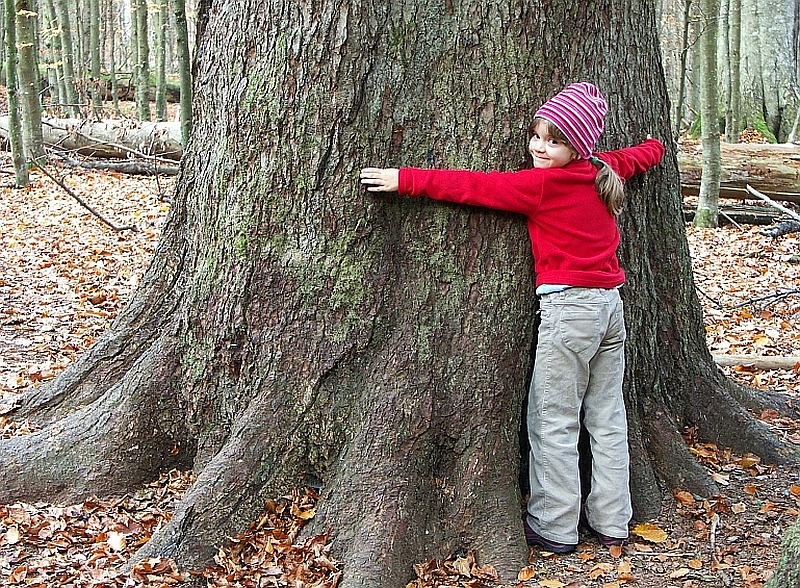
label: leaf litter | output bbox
[0,161,799,587]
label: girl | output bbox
[361,82,665,553]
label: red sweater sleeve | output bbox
[597,137,665,180]
[397,168,543,216]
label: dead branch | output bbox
[746,184,800,222]
[761,219,800,238]
[55,153,179,176]
[713,355,800,370]
[696,286,800,310]
[32,162,139,232]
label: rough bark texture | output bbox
[766,516,800,588]
[1,1,797,587]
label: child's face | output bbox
[528,121,579,169]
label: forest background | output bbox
[0,0,799,587]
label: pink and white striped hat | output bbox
[534,82,607,159]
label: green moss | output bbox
[765,517,800,588]
[752,116,777,143]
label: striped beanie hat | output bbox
[534,82,607,159]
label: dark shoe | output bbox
[523,518,576,554]
[579,508,626,548]
[593,530,625,547]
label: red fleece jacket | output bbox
[397,138,665,289]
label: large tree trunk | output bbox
[1,1,796,587]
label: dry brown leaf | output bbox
[538,579,566,588]
[632,523,668,543]
[675,490,696,505]
[669,567,691,579]
[617,560,636,581]
[589,562,615,579]
[518,566,537,581]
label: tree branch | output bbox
[32,161,139,232]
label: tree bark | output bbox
[174,0,192,147]
[15,0,45,164]
[694,0,722,227]
[1,1,796,587]
[53,0,80,117]
[766,516,800,588]
[4,0,28,187]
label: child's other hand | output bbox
[360,168,399,192]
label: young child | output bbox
[361,82,665,553]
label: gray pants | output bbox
[526,287,631,544]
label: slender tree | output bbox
[723,0,742,141]
[739,0,799,140]
[42,0,66,114]
[107,0,120,115]
[154,0,167,121]
[0,1,795,587]
[53,0,80,116]
[174,0,191,145]
[4,0,28,187]
[88,0,102,116]
[694,0,722,227]
[132,0,150,120]
[15,0,45,164]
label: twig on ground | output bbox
[696,285,800,310]
[710,512,719,556]
[32,161,138,232]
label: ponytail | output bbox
[590,156,625,216]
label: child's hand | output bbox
[360,168,399,192]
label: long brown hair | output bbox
[531,118,626,216]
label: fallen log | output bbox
[713,354,800,370]
[0,116,183,161]
[678,142,800,195]
[56,154,179,176]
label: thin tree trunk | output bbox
[4,0,28,187]
[54,0,81,116]
[154,0,167,121]
[675,0,694,135]
[108,0,120,116]
[42,0,67,115]
[15,0,45,164]
[132,0,150,121]
[89,0,101,116]
[694,0,722,227]
[174,0,191,145]
[725,0,742,141]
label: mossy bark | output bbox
[766,517,800,588]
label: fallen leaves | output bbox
[204,488,342,588]
[0,469,193,586]
[0,166,171,399]
[407,550,498,588]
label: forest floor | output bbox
[0,147,799,587]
